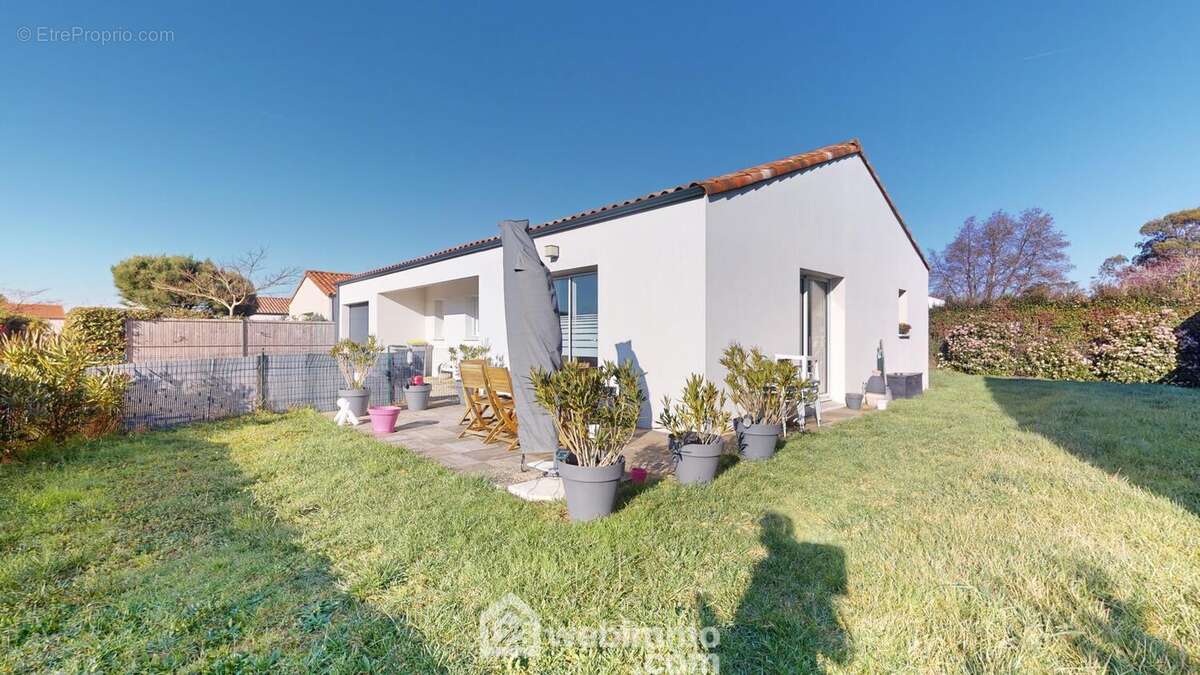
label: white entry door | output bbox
[801,276,830,395]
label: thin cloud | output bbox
[1022,47,1071,62]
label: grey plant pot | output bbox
[338,388,370,418]
[845,393,864,410]
[673,438,724,485]
[404,384,433,411]
[735,419,782,461]
[456,380,466,405]
[558,455,625,522]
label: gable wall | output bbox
[703,155,929,402]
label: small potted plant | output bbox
[720,343,803,461]
[531,360,644,522]
[448,342,493,404]
[658,374,731,485]
[404,374,433,411]
[330,336,382,418]
[898,322,912,338]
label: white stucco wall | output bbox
[703,155,929,404]
[288,277,334,319]
[337,155,928,423]
[337,197,707,426]
[536,197,707,426]
[338,248,508,366]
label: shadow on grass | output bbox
[985,377,1200,516]
[699,513,849,673]
[1047,562,1194,671]
[0,428,445,672]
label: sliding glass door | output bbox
[554,272,598,366]
[802,276,829,395]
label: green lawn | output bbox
[2,371,1198,673]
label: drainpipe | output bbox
[333,285,341,340]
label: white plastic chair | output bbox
[775,354,821,431]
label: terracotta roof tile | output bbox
[698,140,862,194]
[2,303,65,320]
[252,296,290,315]
[303,270,354,297]
[344,139,925,283]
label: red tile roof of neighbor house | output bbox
[344,139,926,284]
[2,303,65,320]
[252,296,291,315]
[302,270,354,297]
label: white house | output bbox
[336,140,929,425]
[287,270,353,321]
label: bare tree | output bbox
[0,288,56,312]
[930,208,1073,303]
[153,248,298,317]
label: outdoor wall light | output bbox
[543,244,560,262]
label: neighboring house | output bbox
[287,270,353,321]
[2,303,66,332]
[929,296,946,308]
[247,296,290,321]
[336,140,929,425]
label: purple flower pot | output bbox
[367,405,401,434]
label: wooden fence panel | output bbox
[245,321,335,354]
[124,318,335,362]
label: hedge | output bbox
[0,310,48,337]
[63,306,207,365]
[931,298,1200,386]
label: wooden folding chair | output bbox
[458,359,486,426]
[483,366,520,452]
[458,360,496,439]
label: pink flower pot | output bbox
[368,405,401,434]
[630,467,648,484]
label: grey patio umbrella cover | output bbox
[499,219,563,455]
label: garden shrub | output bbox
[0,309,48,337]
[1089,309,1178,383]
[0,331,128,459]
[1018,339,1092,381]
[0,370,39,462]
[63,307,126,364]
[933,298,1200,386]
[940,321,1023,375]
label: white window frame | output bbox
[466,296,479,339]
[432,299,444,340]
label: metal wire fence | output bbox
[96,349,458,430]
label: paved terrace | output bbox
[332,399,864,488]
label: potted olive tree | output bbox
[720,343,802,461]
[658,374,731,485]
[531,360,644,522]
[330,335,381,418]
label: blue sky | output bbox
[2,1,1198,307]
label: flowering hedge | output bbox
[1090,310,1179,383]
[933,299,1199,386]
